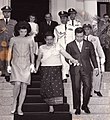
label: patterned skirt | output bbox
[40,66,63,105]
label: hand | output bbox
[7,66,11,73]
[30,64,35,73]
[71,59,79,66]
[94,68,99,76]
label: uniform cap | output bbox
[83,24,92,29]
[68,8,77,15]
[1,6,12,12]
[58,11,68,17]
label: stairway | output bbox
[64,72,110,120]
[14,73,72,120]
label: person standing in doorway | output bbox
[39,13,58,45]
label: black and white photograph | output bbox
[0,0,110,120]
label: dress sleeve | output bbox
[9,37,14,49]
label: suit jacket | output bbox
[0,19,17,40]
[66,40,98,74]
[39,20,58,42]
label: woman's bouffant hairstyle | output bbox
[44,31,55,38]
[14,21,31,37]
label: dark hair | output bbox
[45,13,52,17]
[75,27,84,35]
[103,14,109,18]
[44,31,55,38]
[14,21,31,36]
[27,13,37,23]
[83,24,92,29]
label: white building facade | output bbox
[0,0,109,22]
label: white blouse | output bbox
[39,43,63,66]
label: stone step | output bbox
[0,90,13,97]
[72,114,110,120]
[102,72,110,83]
[88,105,110,114]
[70,104,110,114]
[101,83,110,90]
[0,82,13,90]
[0,115,13,120]
[0,97,13,106]
[0,106,12,115]
[89,97,110,105]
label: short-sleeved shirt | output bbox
[39,43,63,66]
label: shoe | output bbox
[18,111,23,116]
[63,79,67,83]
[75,109,81,115]
[90,94,92,97]
[17,107,23,116]
[5,76,10,82]
[49,106,54,113]
[11,101,17,114]
[94,91,103,97]
[81,105,90,114]
[11,109,16,114]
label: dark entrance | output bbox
[11,0,49,23]
[97,2,110,17]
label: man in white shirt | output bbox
[83,24,105,97]
[67,8,81,28]
[54,11,75,81]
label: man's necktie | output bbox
[6,18,8,24]
[72,20,74,26]
[86,36,88,41]
[65,24,67,31]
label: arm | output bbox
[89,42,99,75]
[36,48,43,72]
[29,40,34,65]
[7,38,14,73]
[59,45,79,65]
[96,37,105,72]
[36,24,39,35]
[96,37,105,64]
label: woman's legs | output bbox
[18,83,27,115]
[11,82,21,113]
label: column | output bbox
[84,0,97,17]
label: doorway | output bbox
[11,0,49,23]
[97,2,110,17]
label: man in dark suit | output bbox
[66,27,99,115]
[0,6,17,81]
[39,13,58,45]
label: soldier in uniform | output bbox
[54,11,75,81]
[83,24,105,97]
[0,6,17,81]
[67,8,81,28]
